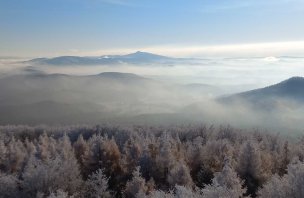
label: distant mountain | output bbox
[219,77,304,109]
[26,51,175,66]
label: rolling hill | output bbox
[0,71,215,124]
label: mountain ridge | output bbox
[218,76,304,109]
[25,51,175,66]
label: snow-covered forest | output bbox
[0,125,303,198]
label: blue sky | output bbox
[1,0,304,57]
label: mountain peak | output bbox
[280,76,304,85]
[123,51,170,60]
[133,51,157,55]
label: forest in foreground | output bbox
[0,124,303,198]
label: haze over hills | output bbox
[26,51,179,66]
[0,71,220,124]
[0,70,303,131]
[0,72,155,105]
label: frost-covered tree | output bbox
[0,140,7,171]
[200,140,234,174]
[22,154,82,197]
[237,140,263,196]
[73,134,89,176]
[215,161,245,195]
[82,136,122,176]
[167,163,193,188]
[202,160,245,198]
[122,136,142,173]
[0,173,19,198]
[154,133,178,187]
[145,190,174,198]
[174,185,202,198]
[202,185,237,198]
[36,132,57,160]
[47,189,70,198]
[84,169,111,198]
[257,174,287,198]
[5,137,26,173]
[278,141,290,175]
[125,167,148,197]
[145,185,201,198]
[258,159,304,198]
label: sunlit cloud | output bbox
[263,56,280,62]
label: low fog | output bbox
[0,55,304,134]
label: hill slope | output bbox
[219,76,304,109]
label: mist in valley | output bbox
[0,54,303,134]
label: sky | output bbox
[1,0,304,57]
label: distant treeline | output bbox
[0,124,303,198]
